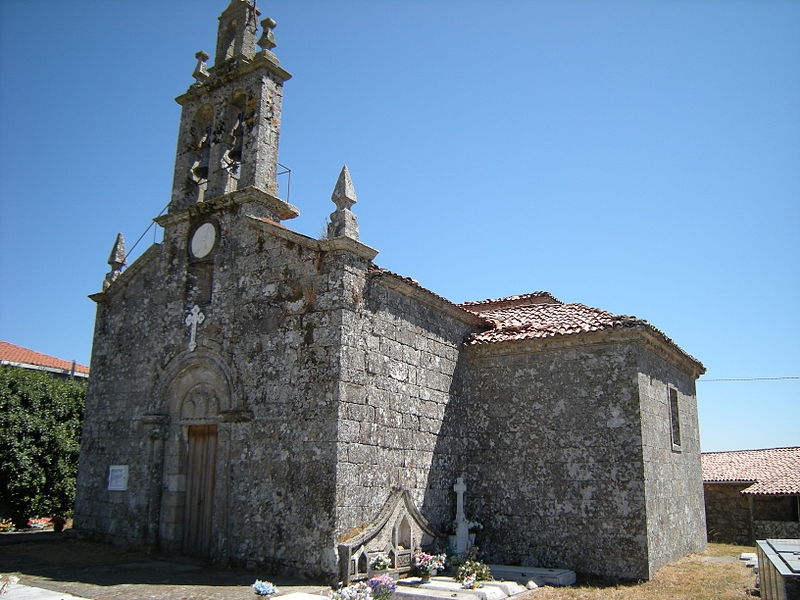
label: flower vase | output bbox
[420,575,431,583]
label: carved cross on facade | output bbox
[184,305,205,351]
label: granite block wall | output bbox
[461,339,652,580]
[333,272,477,539]
[637,344,706,577]
[77,206,354,578]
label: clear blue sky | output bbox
[1,1,797,453]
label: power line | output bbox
[699,376,799,382]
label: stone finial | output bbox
[192,50,210,82]
[103,233,126,291]
[326,166,360,240]
[332,165,357,210]
[215,0,260,64]
[257,17,277,52]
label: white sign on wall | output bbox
[107,465,129,491]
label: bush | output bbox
[0,366,85,528]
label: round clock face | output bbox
[190,222,217,258]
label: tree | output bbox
[0,366,85,528]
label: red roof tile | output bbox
[461,300,641,344]
[702,447,800,495]
[460,292,563,309]
[459,293,704,374]
[0,341,90,377]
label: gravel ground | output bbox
[0,531,330,600]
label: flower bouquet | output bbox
[370,553,391,571]
[412,551,446,581]
[367,575,396,600]
[330,581,373,600]
[252,579,279,596]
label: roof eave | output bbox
[468,324,705,379]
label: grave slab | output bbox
[280,593,328,600]
[394,576,529,600]
[2,584,91,600]
[481,581,528,596]
[487,565,576,587]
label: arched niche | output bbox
[188,104,214,202]
[153,348,242,417]
[222,90,249,191]
[396,515,412,550]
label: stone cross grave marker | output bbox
[453,475,470,555]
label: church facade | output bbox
[75,1,707,582]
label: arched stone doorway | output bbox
[180,383,219,556]
[149,350,241,559]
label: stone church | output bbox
[75,0,707,583]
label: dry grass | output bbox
[526,543,756,600]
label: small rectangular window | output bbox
[669,387,681,450]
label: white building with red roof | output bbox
[702,447,800,544]
[0,340,89,379]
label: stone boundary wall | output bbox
[753,519,800,540]
[703,483,752,544]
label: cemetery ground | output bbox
[0,533,755,600]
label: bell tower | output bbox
[167,0,294,220]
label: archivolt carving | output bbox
[152,349,241,418]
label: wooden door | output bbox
[183,424,217,556]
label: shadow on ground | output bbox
[0,531,329,600]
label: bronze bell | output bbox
[192,155,210,180]
[228,133,243,163]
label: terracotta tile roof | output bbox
[0,341,90,378]
[460,292,563,309]
[702,447,800,495]
[461,296,645,344]
[459,293,704,374]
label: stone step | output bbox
[487,565,576,587]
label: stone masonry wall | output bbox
[703,483,751,544]
[76,204,355,578]
[333,273,477,540]
[462,339,651,580]
[753,519,800,540]
[76,246,171,547]
[637,345,706,578]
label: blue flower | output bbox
[253,580,279,596]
